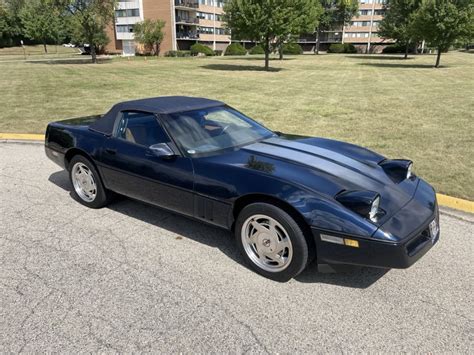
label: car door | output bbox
[99,110,195,217]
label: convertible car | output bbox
[45,96,439,281]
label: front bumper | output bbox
[313,182,440,269]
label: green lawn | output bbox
[0,45,80,61]
[0,51,473,200]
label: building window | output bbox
[199,0,225,6]
[345,32,370,38]
[359,10,372,15]
[351,21,371,26]
[116,25,134,33]
[115,9,140,17]
[198,26,227,35]
[374,9,385,15]
[196,12,223,21]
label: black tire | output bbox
[235,202,309,282]
[68,155,110,209]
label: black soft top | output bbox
[89,96,224,135]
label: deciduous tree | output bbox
[19,0,64,53]
[378,0,422,59]
[413,0,473,67]
[224,0,322,70]
[133,19,166,55]
[315,0,358,54]
[55,0,116,63]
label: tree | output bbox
[274,0,323,60]
[224,0,322,70]
[315,0,358,54]
[378,0,422,59]
[19,0,64,53]
[0,0,25,47]
[413,0,473,67]
[133,19,165,55]
[55,0,116,63]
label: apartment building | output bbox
[106,0,392,56]
[343,0,392,53]
[106,0,231,56]
[298,0,392,53]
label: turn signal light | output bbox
[344,239,359,248]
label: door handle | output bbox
[105,148,117,155]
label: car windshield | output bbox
[165,106,274,156]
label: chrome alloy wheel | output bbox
[71,162,97,203]
[241,214,293,272]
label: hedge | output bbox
[249,45,265,55]
[224,43,247,56]
[165,50,191,57]
[190,43,214,56]
[282,43,303,55]
[328,43,357,53]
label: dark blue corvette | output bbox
[45,96,439,281]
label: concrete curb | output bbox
[1,132,473,214]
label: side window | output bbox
[115,111,170,147]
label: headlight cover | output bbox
[336,190,381,222]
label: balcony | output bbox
[116,32,135,40]
[175,16,199,25]
[176,31,199,40]
[175,0,198,10]
[116,0,140,10]
[115,16,141,25]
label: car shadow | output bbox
[49,170,387,288]
[200,64,284,72]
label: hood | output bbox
[238,137,418,223]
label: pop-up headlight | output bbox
[336,190,381,222]
[380,159,414,182]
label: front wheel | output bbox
[69,155,110,208]
[235,203,309,282]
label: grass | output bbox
[0,50,473,200]
[0,45,80,61]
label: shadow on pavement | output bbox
[200,64,283,72]
[345,55,414,61]
[358,62,439,69]
[49,170,387,288]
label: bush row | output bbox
[165,42,306,57]
[328,43,357,53]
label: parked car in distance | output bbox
[62,43,76,48]
[45,97,440,281]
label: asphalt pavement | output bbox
[1,142,473,353]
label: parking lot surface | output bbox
[1,142,473,352]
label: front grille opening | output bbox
[406,228,430,256]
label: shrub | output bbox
[328,43,345,53]
[224,43,247,56]
[382,44,405,54]
[343,43,357,53]
[190,43,214,56]
[282,43,303,55]
[328,43,357,53]
[165,50,191,57]
[382,44,419,54]
[249,44,265,55]
[213,49,223,56]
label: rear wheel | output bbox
[235,203,309,282]
[69,155,110,208]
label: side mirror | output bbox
[148,143,176,159]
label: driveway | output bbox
[1,142,472,352]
